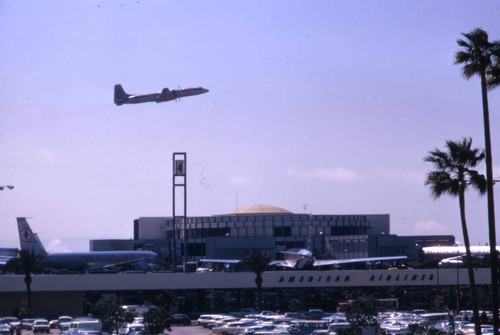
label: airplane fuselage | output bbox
[41,250,160,272]
[16,218,160,273]
[121,92,163,105]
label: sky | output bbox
[1,1,500,252]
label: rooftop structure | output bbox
[91,205,454,269]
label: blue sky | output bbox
[1,1,500,252]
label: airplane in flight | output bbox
[15,218,161,273]
[114,84,209,105]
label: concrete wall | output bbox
[0,269,490,316]
[0,291,83,318]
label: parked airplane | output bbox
[16,218,161,273]
[269,248,407,270]
[422,245,500,256]
[268,218,407,270]
[0,248,18,269]
[114,84,209,105]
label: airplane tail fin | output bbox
[17,218,48,258]
[114,84,129,105]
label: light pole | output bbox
[0,185,14,191]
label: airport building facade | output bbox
[90,204,455,267]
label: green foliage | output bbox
[424,138,486,199]
[287,297,305,312]
[2,249,44,309]
[143,306,172,335]
[13,301,32,319]
[93,296,134,335]
[408,323,446,335]
[241,253,272,277]
[345,296,378,331]
[424,137,484,335]
[455,27,500,88]
[1,249,44,275]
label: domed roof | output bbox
[228,204,292,215]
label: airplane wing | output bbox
[97,258,157,272]
[279,248,313,257]
[199,259,242,264]
[312,256,407,267]
[269,259,298,269]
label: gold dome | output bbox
[228,204,292,215]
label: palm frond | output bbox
[455,28,496,79]
[424,138,485,199]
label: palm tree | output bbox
[94,295,135,335]
[242,252,272,312]
[424,138,486,335]
[486,42,500,89]
[455,28,500,334]
[2,249,44,311]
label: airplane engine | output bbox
[296,257,313,269]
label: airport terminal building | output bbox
[90,204,455,268]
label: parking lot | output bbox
[17,327,211,335]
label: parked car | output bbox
[170,314,191,326]
[1,318,19,329]
[211,320,260,335]
[50,316,73,330]
[21,319,36,330]
[197,314,227,328]
[32,319,51,334]
[67,319,102,335]
[229,308,257,318]
[0,324,10,335]
[118,322,144,335]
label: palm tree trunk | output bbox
[459,191,481,335]
[256,274,263,312]
[24,274,32,311]
[480,70,499,335]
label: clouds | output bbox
[413,220,448,234]
[229,175,251,187]
[287,167,359,182]
[37,148,57,163]
[46,238,72,253]
[287,166,425,184]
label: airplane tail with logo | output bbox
[114,84,129,105]
[17,218,48,257]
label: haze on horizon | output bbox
[1,1,499,252]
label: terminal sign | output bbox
[175,160,185,176]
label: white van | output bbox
[67,320,102,335]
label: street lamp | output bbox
[0,185,14,191]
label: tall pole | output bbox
[173,153,187,272]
